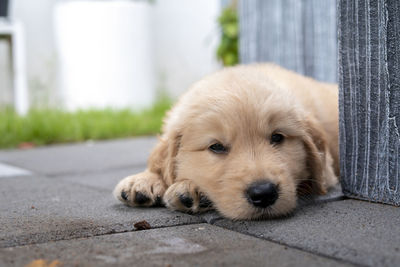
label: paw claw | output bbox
[121,191,128,201]
[179,194,193,208]
[164,180,213,213]
[154,196,163,206]
[199,195,212,208]
[135,192,150,205]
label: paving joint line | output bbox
[209,223,366,267]
[0,220,208,249]
[298,195,348,207]
[39,163,148,178]
[41,175,116,194]
[0,162,147,179]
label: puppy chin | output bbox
[214,195,297,220]
[255,197,297,220]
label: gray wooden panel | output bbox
[239,0,337,83]
[338,0,400,205]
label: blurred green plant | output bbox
[0,97,172,149]
[217,1,239,66]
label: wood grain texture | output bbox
[239,0,337,83]
[338,0,400,205]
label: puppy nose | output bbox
[246,181,278,208]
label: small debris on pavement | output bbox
[25,259,62,267]
[134,220,151,230]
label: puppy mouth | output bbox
[250,204,284,219]
[249,193,298,220]
[206,181,296,219]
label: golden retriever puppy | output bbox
[114,64,339,220]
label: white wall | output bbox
[0,0,222,109]
[0,40,13,106]
[11,0,59,107]
[54,1,156,110]
[153,0,222,98]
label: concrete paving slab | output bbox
[0,137,157,176]
[298,184,345,205]
[52,166,343,225]
[50,168,226,227]
[214,199,400,267]
[0,224,353,267]
[56,166,146,191]
[0,175,203,248]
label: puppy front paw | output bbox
[163,180,213,213]
[113,171,167,207]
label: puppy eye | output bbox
[209,143,229,154]
[270,133,284,145]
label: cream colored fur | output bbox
[113,64,339,220]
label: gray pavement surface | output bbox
[0,137,398,266]
[215,199,400,267]
[0,137,157,176]
[0,175,203,248]
[0,224,351,267]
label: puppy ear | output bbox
[300,117,337,195]
[148,131,182,186]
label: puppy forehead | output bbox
[182,87,302,144]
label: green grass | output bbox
[0,98,172,149]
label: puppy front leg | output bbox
[163,180,213,213]
[113,137,172,207]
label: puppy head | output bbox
[164,68,336,219]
